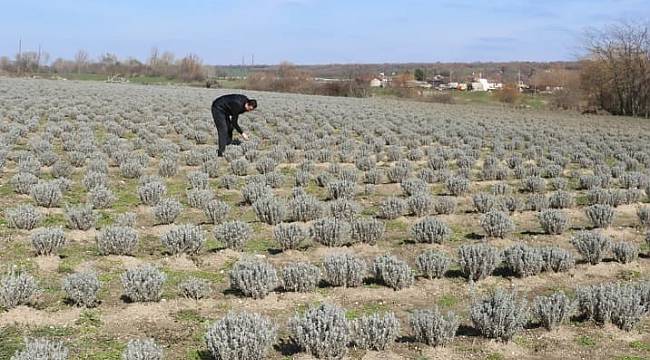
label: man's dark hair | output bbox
[246,99,258,109]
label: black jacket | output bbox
[212,94,249,134]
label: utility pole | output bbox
[37,44,41,73]
[17,38,22,74]
[251,54,254,66]
[241,55,245,77]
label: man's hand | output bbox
[241,132,250,141]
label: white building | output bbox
[369,78,382,87]
[470,78,502,92]
[471,78,490,91]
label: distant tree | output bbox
[178,53,205,81]
[74,49,89,74]
[581,21,650,117]
[97,52,119,75]
[414,68,426,81]
[392,71,414,88]
[16,51,39,73]
[0,56,13,73]
[494,83,521,104]
[52,58,75,74]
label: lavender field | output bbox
[0,77,649,360]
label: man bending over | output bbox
[211,94,257,156]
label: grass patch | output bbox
[139,234,165,256]
[347,301,391,319]
[43,213,67,227]
[97,211,113,228]
[244,237,274,253]
[385,218,409,233]
[630,340,650,352]
[0,241,36,269]
[0,183,14,196]
[174,309,207,323]
[449,223,466,242]
[162,267,230,298]
[486,353,505,360]
[0,326,24,359]
[437,293,460,308]
[112,180,140,212]
[62,184,87,204]
[30,325,75,338]
[166,180,188,199]
[576,335,597,347]
[76,309,103,328]
[617,269,642,281]
[75,334,125,360]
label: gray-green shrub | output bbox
[215,221,252,251]
[310,217,351,247]
[533,291,575,330]
[31,227,66,255]
[121,264,166,302]
[281,262,320,292]
[122,338,163,360]
[409,307,459,346]
[229,258,278,299]
[0,269,40,309]
[6,204,41,230]
[160,224,204,255]
[373,255,414,290]
[273,222,306,250]
[351,217,385,245]
[503,243,544,278]
[571,231,611,265]
[537,209,570,235]
[62,271,100,308]
[410,216,451,244]
[152,198,182,224]
[416,250,450,279]
[480,211,514,238]
[97,226,139,255]
[470,289,528,341]
[10,338,69,360]
[323,253,366,287]
[352,312,400,350]
[612,241,638,264]
[458,244,501,281]
[585,204,615,228]
[205,311,276,360]
[289,303,350,359]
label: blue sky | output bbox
[1,0,648,64]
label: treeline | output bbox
[244,62,371,97]
[0,48,209,82]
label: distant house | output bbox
[470,78,502,92]
[470,78,490,91]
[432,74,446,87]
[405,80,432,88]
[369,78,382,87]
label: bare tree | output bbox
[75,49,89,74]
[15,51,39,73]
[52,58,75,74]
[581,21,650,117]
[98,52,119,75]
[178,53,205,81]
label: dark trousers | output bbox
[211,106,233,156]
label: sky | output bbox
[1,0,648,65]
